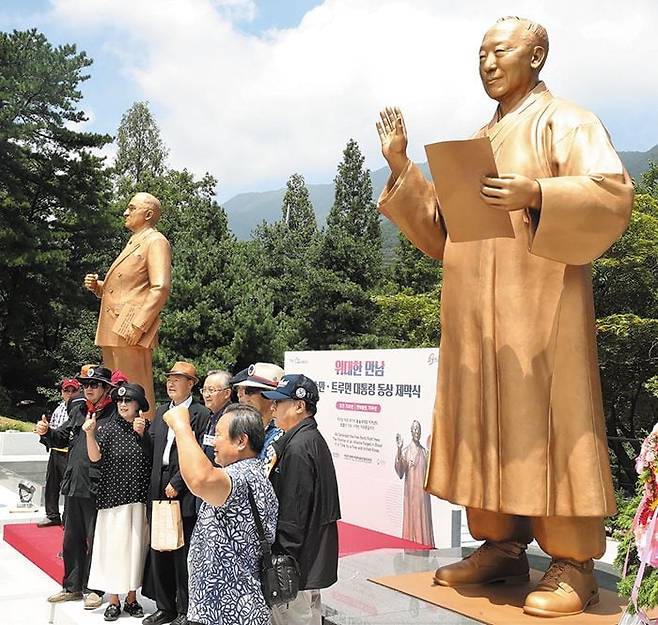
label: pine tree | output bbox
[302,139,382,348]
[390,232,442,294]
[0,30,115,410]
[282,173,316,237]
[114,101,168,187]
[253,173,319,350]
[322,138,381,289]
[151,169,239,388]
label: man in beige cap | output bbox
[235,362,284,465]
[142,361,210,625]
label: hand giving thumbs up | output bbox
[82,412,97,435]
[35,413,49,436]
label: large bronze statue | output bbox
[376,16,633,618]
[84,192,171,421]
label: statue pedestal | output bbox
[323,547,623,625]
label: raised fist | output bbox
[83,273,99,292]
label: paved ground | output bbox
[0,532,61,625]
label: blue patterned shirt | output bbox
[187,457,278,625]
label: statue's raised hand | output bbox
[376,106,409,178]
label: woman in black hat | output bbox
[83,383,153,621]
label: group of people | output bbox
[36,359,340,625]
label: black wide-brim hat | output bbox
[76,366,114,387]
[111,383,149,412]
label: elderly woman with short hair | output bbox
[164,402,278,625]
[83,383,153,621]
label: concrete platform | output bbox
[322,546,623,625]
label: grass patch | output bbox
[0,416,35,432]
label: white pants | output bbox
[270,590,322,625]
[88,502,149,594]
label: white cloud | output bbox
[50,0,658,199]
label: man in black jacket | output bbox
[36,366,117,609]
[263,374,341,625]
[142,361,210,625]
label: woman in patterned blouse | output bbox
[163,402,278,625]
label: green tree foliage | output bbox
[253,173,319,350]
[0,29,113,412]
[224,239,290,370]
[594,194,658,492]
[150,170,236,381]
[114,101,168,188]
[282,173,317,236]
[304,139,382,348]
[373,290,440,348]
[389,232,442,294]
[322,139,381,289]
[638,161,658,197]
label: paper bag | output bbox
[151,500,184,551]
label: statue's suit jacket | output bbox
[93,227,171,349]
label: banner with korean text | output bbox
[285,348,460,549]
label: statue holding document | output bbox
[84,192,171,421]
[376,16,633,617]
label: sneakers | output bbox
[47,589,83,603]
[523,558,599,617]
[433,540,530,586]
[84,591,104,610]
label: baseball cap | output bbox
[60,378,80,391]
[234,362,284,390]
[262,374,320,404]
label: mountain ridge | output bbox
[224,145,658,240]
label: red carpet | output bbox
[337,521,432,556]
[3,522,64,583]
[3,520,427,583]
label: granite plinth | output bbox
[322,547,621,625]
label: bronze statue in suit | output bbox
[84,192,171,420]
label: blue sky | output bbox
[2,1,657,201]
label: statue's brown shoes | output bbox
[523,558,599,618]
[433,541,530,587]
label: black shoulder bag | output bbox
[246,483,300,607]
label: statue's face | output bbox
[411,420,421,442]
[479,21,538,106]
[123,194,153,232]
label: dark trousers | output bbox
[44,449,68,521]
[62,496,101,594]
[147,515,195,614]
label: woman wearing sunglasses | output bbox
[83,382,153,621]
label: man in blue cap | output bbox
[263,374,341,625]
